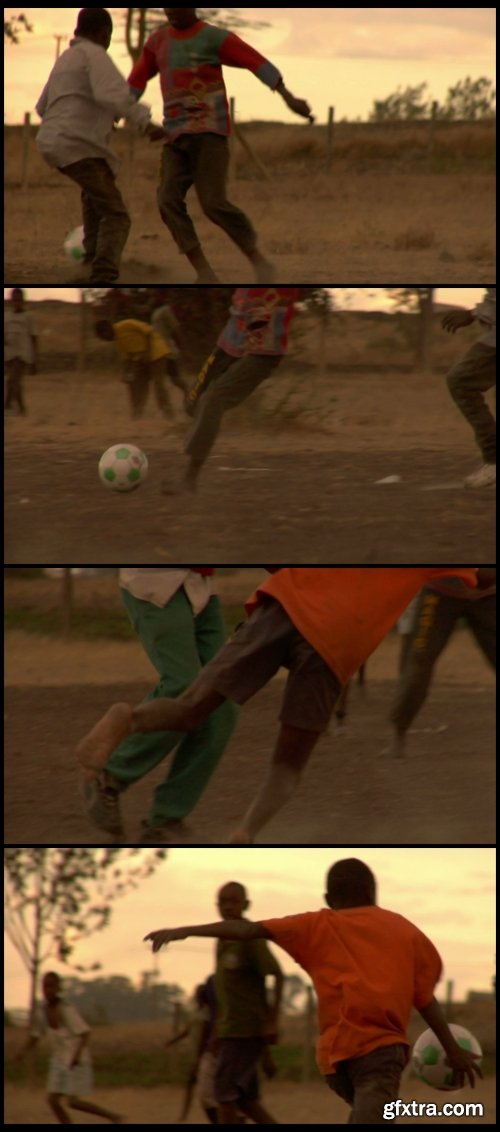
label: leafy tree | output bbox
[4,848,167,1027]
[4,13,33,44]
[437,77,496,120]
[384,288,436,369]
[124,8,269,65]
[369,83,429,122]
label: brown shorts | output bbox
[214,1037,263,1106]
[200,596,341,732]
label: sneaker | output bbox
[139,819,191,845]
[80,772,123,836]
[464,463,496,488]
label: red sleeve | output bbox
[219,31,281,89]
[128,44,159,94]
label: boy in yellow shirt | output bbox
[96,317,173,418]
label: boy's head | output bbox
[164,9,198,31]
[75,8,113,50]
[217,882,249,921]
[325,859,377,910]
[95,319,116,342]
[42,971,62,1003]
[11,288,25,312]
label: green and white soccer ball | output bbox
[64,226,85,262]
[412,1024,482,1091]
[99,444,149,493]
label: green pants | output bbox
[106,588,238,824]
[391,589,496,732]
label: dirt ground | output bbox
[4,366,496,564]
[4,127,495,284]
[4,629,495,846]
[3,1077,497,1124]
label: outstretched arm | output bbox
[145,919,270,953]
[219,32,314,122]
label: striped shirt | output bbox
[218,288,300,357]
[129,20,281,143]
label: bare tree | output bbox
[5,847,167,1027]
[4,13,33,44]
[385,288,436,369]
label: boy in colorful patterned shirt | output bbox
[181,286,301,491]
[128,9,313,282]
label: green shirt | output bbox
[215,932,281,1038]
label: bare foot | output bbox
[228,829,254,845]
[380,732,407,759]
[76,704,133,772]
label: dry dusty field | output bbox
[4,125,496,284]
[4,362,496,564]
[4,628,495,846]
[3,1078,496,1124]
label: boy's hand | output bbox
[145,927,187,952]
[441,310,475,333]
[444,1044,483,1089]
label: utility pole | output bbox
[54,35,64,61]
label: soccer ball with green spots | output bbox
[412,1024,482,1091]
[99,444,148,493]
[63,226,85,262]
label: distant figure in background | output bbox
[385,570,496,758]
[4,288,38,416]
[35,7,162,285]
[128,8,313,282]
[151,302,189,400]
[443,287,496,487]
[15,972,125,1125]
[95,317,174,418]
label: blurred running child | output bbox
[443,287,496,487]
[4,288,38,416]
[15,972,125,1125]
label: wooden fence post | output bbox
[428,100,438,159]
[327,106,335,170]
[21,111,31,190]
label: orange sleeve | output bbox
[261,913,316,970]
[412,929,443,1009]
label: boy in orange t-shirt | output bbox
[77,568,480,844]
[145,858,482,1124]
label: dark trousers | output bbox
[326,1044,407,1124]
[185,349,281,465]
[391,589,496,732]
[124,358,172,419]
[157,134,257,256]
[447,341,496,462]
[60,157,131,284]
[5,358,28,413]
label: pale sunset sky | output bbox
[4,8,496,125]
[4,848,495,1011]
[2,287,487,310]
